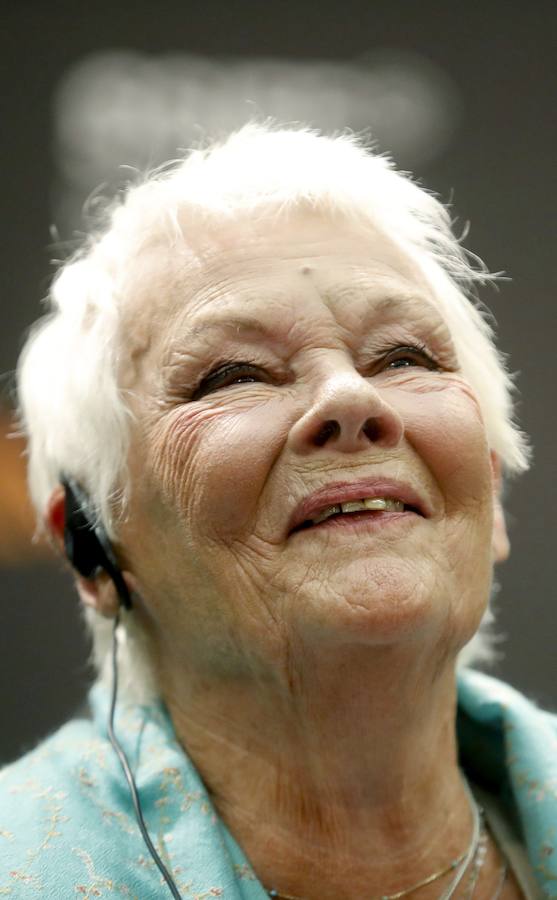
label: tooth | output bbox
[363,498,389,510]
[312,504,341,524]
[340,500,368,514]
[363,498,404,511]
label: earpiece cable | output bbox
[107,611,183,899]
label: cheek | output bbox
[396,377,493,512]
[146,398,289,542]
[397,378,495,628]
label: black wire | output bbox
[107,611,183,899]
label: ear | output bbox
[490,451,510,564]
[46,485,129,619]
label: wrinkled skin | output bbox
[49,211,514,897]
[117,213,508,668]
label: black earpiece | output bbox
[61,476,133,610]
[62,477,183,896]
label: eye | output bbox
[191,362,266,399]
[382,343,441,371]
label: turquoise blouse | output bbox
[1,669,556,898]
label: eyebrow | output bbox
[183,315,273,341]
[367,293,441,321]
[160,314,284,377]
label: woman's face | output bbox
[120,211,508,680]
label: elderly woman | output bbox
[1,124,555,899]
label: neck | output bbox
[159,642,476,898]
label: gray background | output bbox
[1,1,555,766]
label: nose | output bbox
[288,369,404,455]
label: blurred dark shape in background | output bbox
[1,0,556,765]
[0,411,40,565]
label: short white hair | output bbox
[16,122,532,702]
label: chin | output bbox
[290,559,451,649]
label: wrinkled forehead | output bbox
[118,212,449,381]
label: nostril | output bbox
[362,418,381,442]
[314,420,340,447]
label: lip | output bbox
[287,478,431,535]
